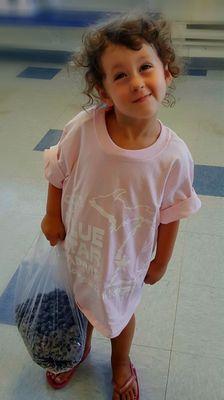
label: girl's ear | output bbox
[96,84,113,107]
[164,65,173,86]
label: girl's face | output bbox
[98,41,172,123]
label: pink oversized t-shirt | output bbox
[44,106,201,338]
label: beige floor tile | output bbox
[173,283,224,359]
[166,351,224,400]
[181,232,224,288]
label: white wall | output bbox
[0,0,223,22]
[0,0,223,59]
[40,0,224,22]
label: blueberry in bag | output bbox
[14,232,88,373]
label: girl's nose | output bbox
[130,76,145,91]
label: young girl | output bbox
[41,11,201,399]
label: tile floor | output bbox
[0,37,224,400]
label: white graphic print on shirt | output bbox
[66,188,156,296]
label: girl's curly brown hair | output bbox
[73,11,183,108]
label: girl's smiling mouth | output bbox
[132,93,152,103]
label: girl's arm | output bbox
[144,220,180,285]
[41,183,66,246]
[46,183,63,218]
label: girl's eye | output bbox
[113,65,152,80]
[141,64,152,71]
[114,72,126,81]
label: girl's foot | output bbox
[46,367,76,388]
[112,359,139,400]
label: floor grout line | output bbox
[164,230,186,400]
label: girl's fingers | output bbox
[50,239,58,246]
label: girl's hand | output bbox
[144,259,168,285]
[41,214,66,246]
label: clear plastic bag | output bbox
[14,232,88,373]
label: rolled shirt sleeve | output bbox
[43,117,82,189]
[43,125,75,189]
[44,144,66,189]
[160,146,201,224]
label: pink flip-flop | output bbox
[46,346,91,389]
[112,362,140,399]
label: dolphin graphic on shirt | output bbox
[89,189,156,284]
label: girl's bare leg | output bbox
[111,314,138,400]
[85,320,94,350]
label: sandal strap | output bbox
[113,363,137,395]
[46,367,75,379]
